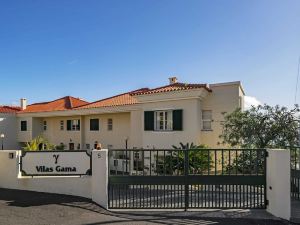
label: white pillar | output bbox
[92,149,108,209]
[266,149,291,220]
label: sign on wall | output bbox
[20,151,91,176]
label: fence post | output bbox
[266,149,290,220]
[184,149,189,211]
[92,149,109,209]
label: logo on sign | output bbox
[35,154,77,173]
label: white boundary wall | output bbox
[266,149,291,221]
[0,150,109,208]
[0,148,293,221]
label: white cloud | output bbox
[244,96,262,109]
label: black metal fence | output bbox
[108,149,267,209]
[291,147,300,200]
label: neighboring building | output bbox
[1,78,245,150]
[0,106,21,149]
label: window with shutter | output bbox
[67,119,80,131]
[154,111,173,131]
[173,109,183,131]
[67,120,71,131]
[144,111,154,131]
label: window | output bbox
[21,121,27,131]
[67,119,80,131]
[43,121,47,131]
[154,111,173,131]
[107,118,113,131]
[144,110,183,131]
[90,119,99,131]
[202,110,212,130]
[60,120,64,130]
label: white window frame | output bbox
[107,118,113,131]
[154,110,173,131]
[202,110,212,131]
[71,119,80,131]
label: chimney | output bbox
[20,98,27,110]
[169,77,178,85]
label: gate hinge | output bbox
[265,200,269,206]
[265,151,269,157]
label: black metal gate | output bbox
[291,147,300,200]
[108,149,267,209]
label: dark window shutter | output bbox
[173,109,183,131]
[144,111,154,131]
[67,120,71,131]
[78,120,80,130]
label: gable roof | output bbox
[14,82,212,113]
[131,83,211,95]
[18,96,89,113]
[76,88,149,110]
[0,106,21,114]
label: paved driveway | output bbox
[0,188,293,225]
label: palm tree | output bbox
[23,136,55,151]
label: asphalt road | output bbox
[0,188,294,225]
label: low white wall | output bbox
[0,150,91,198]
[266,149,291,221]
[92,149,108,208]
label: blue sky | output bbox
[0,0,299,107]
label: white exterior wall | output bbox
[0,150,91,198]
[12,82,244,149]
[0,113,19,149]
[266,149,291,220]
[84,113,131,149]
[141,98,201,149]
[17,117,32,142]
[201,83,242,147]
[42,116,81,149]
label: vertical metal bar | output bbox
[156,150,159,176]
[256,149,259,176]
[208,149,210,175]
[149,150,152,176]
[125,150,128,174]
[184,149,189,211]
[215,150,217,175]
[250,149,252,175]
[204,184,207,208]
[142,151,145,176]
[222,149,224,175]
[235,150,238,175]
[228,149,231,175]
[164,150,166,175]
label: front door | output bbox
[69,143,74,150]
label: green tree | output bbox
[155,143,212,175]
[220,104,300,148]
[220,104,300,174]
[23,136,55,151]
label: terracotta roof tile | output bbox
[18,96,89,113]
[0,106,21,113]
[12,83,211,113]
[76,88,149,109]
[131,83,211,95]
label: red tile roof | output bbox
[0,106,21,113]
[131,83,211,95]
[18,96,89,113]
[12,83,211,113]
[76,88,149,109]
